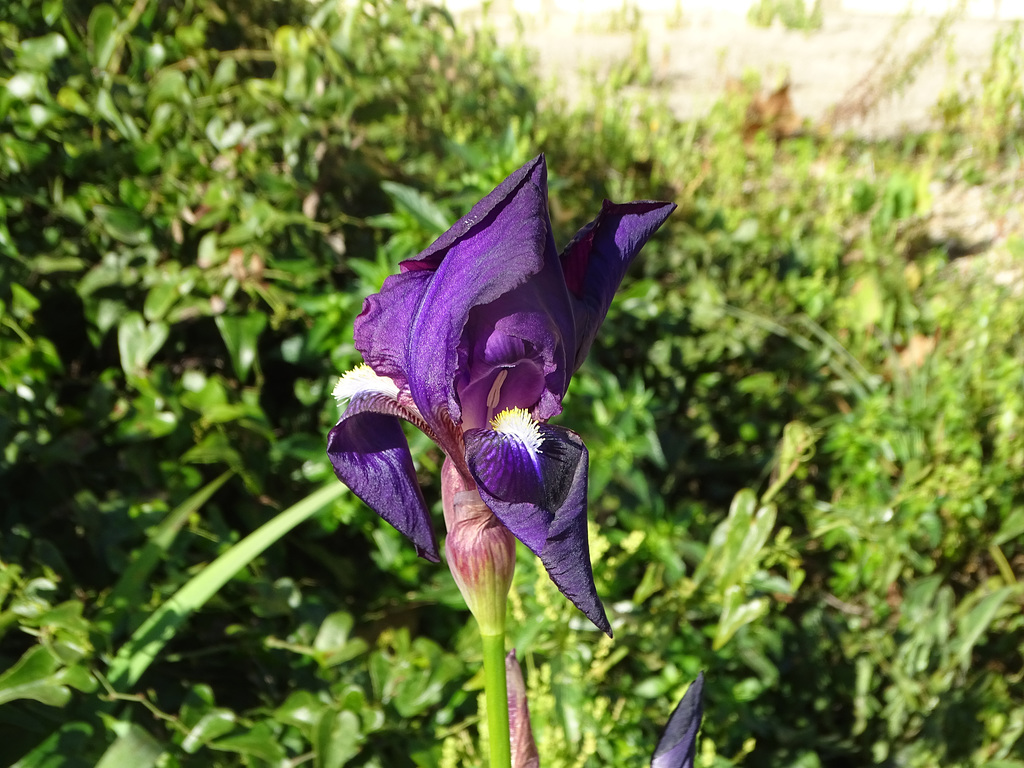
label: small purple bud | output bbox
[652,672,704,768]
[442,458,516,636]
[505,650,540,768]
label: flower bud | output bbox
[652,672,704,768]
[441,458,515,636]
[506,650,540,768]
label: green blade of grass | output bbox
[107,470,234,610]
[106,482,348,691]
[721,303,873,401]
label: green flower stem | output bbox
[481,630,511,768]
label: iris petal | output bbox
[560,200,677,372]
[464,420,611,635]
[327,392,438,562]
[457,353,547,431]
[405,155,549,272]
[356,156,556,452]
[405,164,552,435]
[354,268,433,394]
[651,672,704,768]
[465,285,573,422]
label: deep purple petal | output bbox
[327,395,438,562]
[464,422,610,635]
[405,161,554,433]
[354,268,433,392]
[458,267,574,426]
[456,331,547,431]
[354,156,556,460]
[651,672,704,768]
[461,428,547,551]
[406,155,549,271]
[356,156,557,444]
[560,200,676,372]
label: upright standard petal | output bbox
[408,155,550,271]
[356,157,557,415]
[651,672,704,768]
[457,253,576,428]
[404,162,554,434]
[560,200,677,373]
[355,268,434,393]
[464,410,610,635]
[354,156,557,447]
[327,370,438,562]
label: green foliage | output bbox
[747,0,822,31]
[2,0,1023,766]
[935,22,1024,164]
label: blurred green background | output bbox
[1,0,1022,765]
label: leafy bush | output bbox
[1,0,1022,766]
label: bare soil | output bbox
[474,7,1008,137]
[459,5,1023,288]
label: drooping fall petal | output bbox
[464,411,610,635]
[651,672,704,768]
[560,200,677,372]
[327,370,438,562]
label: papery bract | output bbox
[442,457,516,636]
[506,650,540,768]
[327,155,675,635]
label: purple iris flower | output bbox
[327,155,675,636]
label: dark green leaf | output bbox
[215,313,267,382]
[381,181,451,234]
[94,725,163,768]
[117,313,168,376]
[87,5,119,69]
